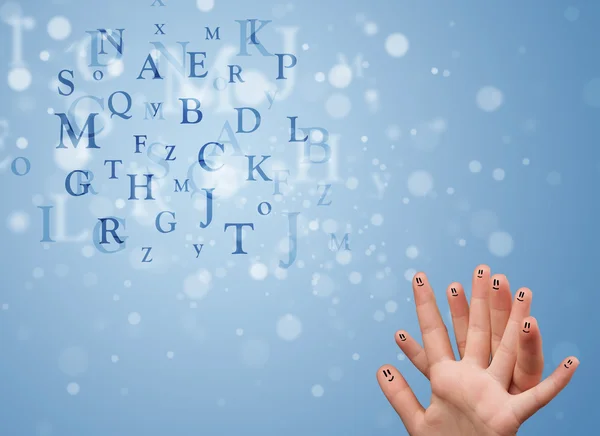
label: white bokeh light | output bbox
[184,269,212,300]
[488,231,514,257]
[250,263,268,280]
[312,273,335,297]
[8,67,32,91]
[346,177,359,190]
[107,59,124,77]
[328,64,352,88]
[349,271,362,284]
[128,312,141,325]
[7,211,29,233]
[325,94,352,118]
[276,314,302,341]
[405,245,419,259]
[370,213,384,226]
[196,0,215,12]
[385,33,409,57]
[66,382,80,396]
[16,137,28,149]
[47,16,71,40]
[311,384,325,397]
[407,171,433,197]
[385,300,398,313]
[469,160,482,173]
[476,86,503,112]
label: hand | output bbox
[377,265,579,436]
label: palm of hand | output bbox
[377,266,578,436]
[423,361,518,436]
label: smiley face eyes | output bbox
[523,321,531,333]
[382,369,395,381]
[564,359,574,369]
[451,287,458,296]
[415,277,424,286]
[399,333,406,341]
[517,291,525,301]
[492,279,500,289]
[477,269,484,277]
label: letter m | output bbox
[205,27,220,40]
[174,178,190,193]
[329,233,350,251]
[55,113,100,149]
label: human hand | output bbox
[377,265,579,436]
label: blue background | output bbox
[0,0,598,435]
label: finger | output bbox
[488,287,532,388]
[490,274,512,358]
[395,330,429,378]
[511,357,579,424]
[377,365,425,434]
[464,265,492,367]
[413,273,454,367]
[447,282,469,359]
[509,316,544,394]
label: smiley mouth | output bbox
[517,298,524,302]
[493,287,500,290]
[387,376,394,382]
[477,275,483,278]
[451,293,458,297]
[417,283,424,287]
[564,363,570,369]
[522,330,530,333]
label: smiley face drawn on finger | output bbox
[517,291,525,302]
[564,359,573,369]
[382,368,395,382]
[476,269,484,278]
[522,321,531,333]
[399,333,407,342]
[450,287,458,297]
[415,277,424,287]
[492,279,500,290]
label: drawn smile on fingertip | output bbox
[522,321,531,333]
[476,269,484,278]
[517,291,525,302]
[382,369,394,382]
[564,359,573,369]
[492,278,500,290]
[415,277,424,287]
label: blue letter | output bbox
[155,211,176,233]
[128,174,155,200]
[224,222,254,254]
[180,98,203,124]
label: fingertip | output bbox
[447,282,462,297]
[474,264,491,276]
[520,316,538,337]
[490,274,507,291]
[515,287,532,303]
[562,356,580,371]
[396,330,408,342]
[377,364,393,378]
[413,272,428,289]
